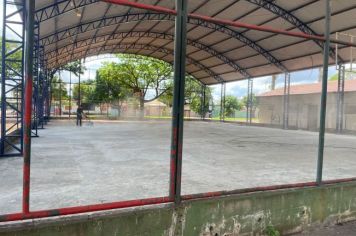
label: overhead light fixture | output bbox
[75,8,82,17]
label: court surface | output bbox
[1,119,355,214]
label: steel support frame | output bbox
[39,12,285,73]
[283,73,291,129]
[45,30,247,80]
[38,47,46,129]
[246,0,338,61]
[0,0,25,157]
[31,21,40,137]
[48,43,224,83]
[336,65,345,133]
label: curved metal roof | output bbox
[35,0,356,85]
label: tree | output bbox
[223,95,243,117]
[159,76,213,116]
[97,54,173,117]
[329,70,356,81]
[185,77,213,116]
[72,80,95,104]
[0,37,23,76]
[242,93,258,109]
[61,60,86,77]
[94,68,129,105]
[50,76,68,100]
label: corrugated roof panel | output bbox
[193,0,236,16]
[199,31,231,46]
[246,64,279,77]
[33,0,356,84]
[225,46,259,61]
[210,64,234,74]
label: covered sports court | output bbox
[1,0,356,235]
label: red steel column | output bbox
[23,0,35,214]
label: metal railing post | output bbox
[169,0,188,204]
[316,0,331,185]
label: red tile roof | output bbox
[257,79,356,97]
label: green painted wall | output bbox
[1,182,356,236]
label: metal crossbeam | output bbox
[45,31,249,79]
[39,12,286,72]
[246,0,339,61]
[35,0,99,22]
[47,43,224,83]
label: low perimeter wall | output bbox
[1,181,356,236]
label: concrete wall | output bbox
[257,92,356,131]
[1,181,356,236]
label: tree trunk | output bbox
[139,96,145,119]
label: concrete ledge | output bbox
[1,182,356,235]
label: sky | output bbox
[210,67,338,101]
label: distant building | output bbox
[144,100,170,117]
[256,80,356,131]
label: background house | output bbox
[256,80,356,131]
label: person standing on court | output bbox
[76,104,84,126]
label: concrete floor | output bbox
[1,120,356,214]
[293,221,356,236]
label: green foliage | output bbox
[60,60,86,77]
[0,37,23,76]
[99,54,172,100]
[50,76,68,100]
[223,95,243,117]
[62,54,213,118]
[329,70,356,81]
[158,76,213,116]
[242,93,258,109]
[186,77,213,116]
[95,65,129,104]
[329,73,338,81]
[265,225,280,236]
[72,80,96,104]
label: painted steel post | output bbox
[246,79,250,124]
[316,0,331,185]
[59,77,62,117]
[202,85,206,120]
[336,65,345,133]
[78,73,81,106]
[246,78,253,124]
[283,73,290,129]
[220,83,224,121]
[169,0,188,204]
[69,72,72,118]
[339,66,345,132]
[23,0,35,214]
